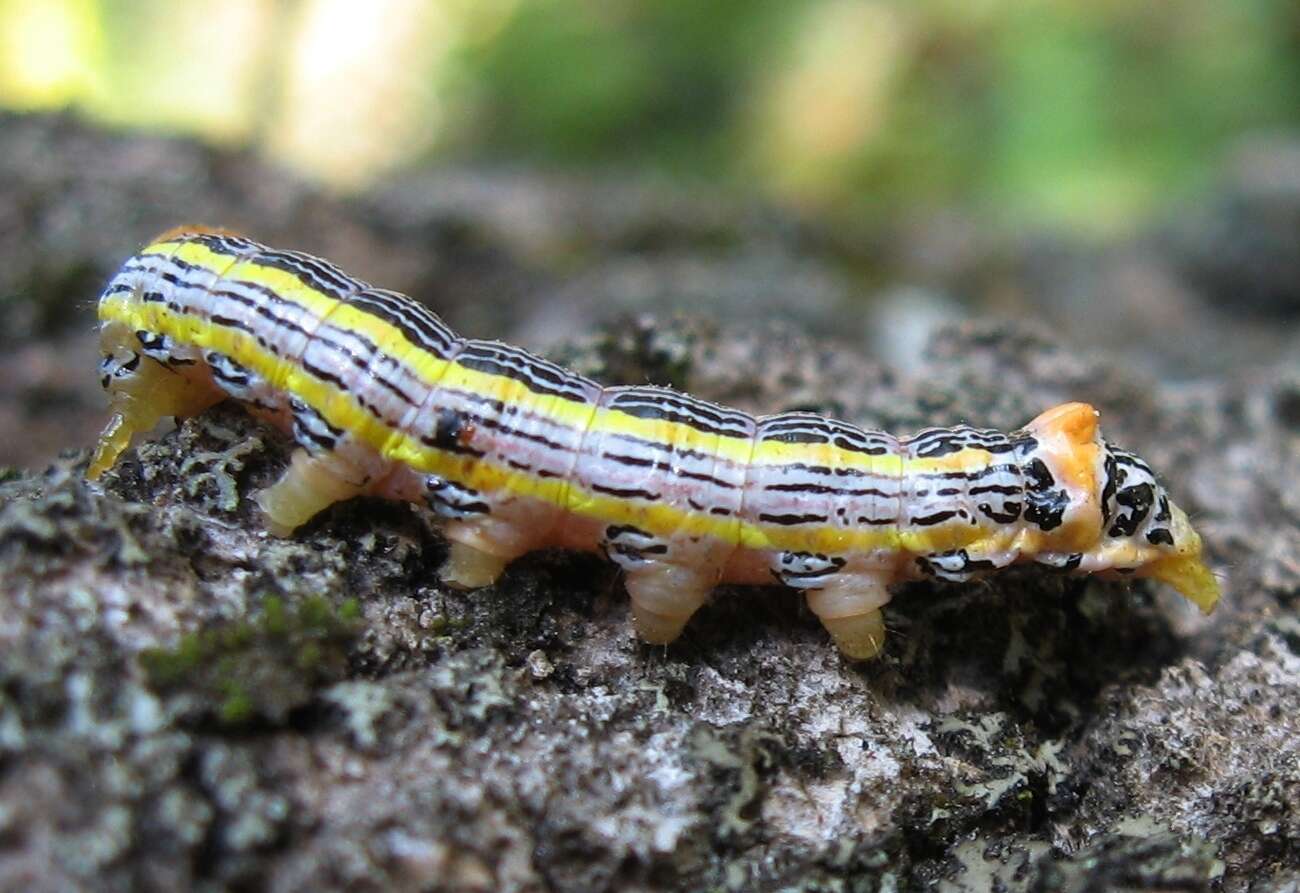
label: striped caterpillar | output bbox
[88,228,1219,659]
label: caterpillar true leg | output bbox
[804,576,892,660]
[88,322,224,479]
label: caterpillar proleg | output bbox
[89,229,1220,658]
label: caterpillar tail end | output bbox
[1137,506,1220,615]
[1143,552,1220,615]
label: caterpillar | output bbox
[87,228,1219,659]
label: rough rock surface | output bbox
[2,112,1299,891]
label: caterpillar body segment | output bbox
[90,230,1220,658]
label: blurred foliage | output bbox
[0,0,1297,228]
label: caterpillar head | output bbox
[1019,402,1219,614]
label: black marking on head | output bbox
[1024,458,1054,490]
[98,353,127,389]
[135,329,196,367]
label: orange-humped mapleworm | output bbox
[88,230,1220,659]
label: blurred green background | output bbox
[1,0,1297,230]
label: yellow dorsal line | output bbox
[119,243,1014,555]
[142,239,1016,478]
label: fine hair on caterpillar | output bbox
[88,228,1221,659]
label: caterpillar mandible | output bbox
[87,228,1220,659]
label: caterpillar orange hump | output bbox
[89,229,1220,659]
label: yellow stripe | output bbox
[116,245,1010,555]
[146,238,1003,479]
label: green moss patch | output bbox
[140,596,362,728]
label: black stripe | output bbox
[606,388,753,435]
[605,399,751,438]
[347,290,460,357]
[978,503,1021,524]
[594,451,738,489]
[968,482,1021,496]
[915,463,1019,482]
[604,432,717,464]
[470,412,571,454]
[208,286,315,339]
[416,434,486,458]
[762,482,894,498]
[761,429,828,444]
[590,483,661,501]
[456,348,592,402]
[192,233,261,257]
[911,510,957,526]
[209,314,258,336]
[759,512,828,525]
[830,435,890,455]
[251,249,361,299]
